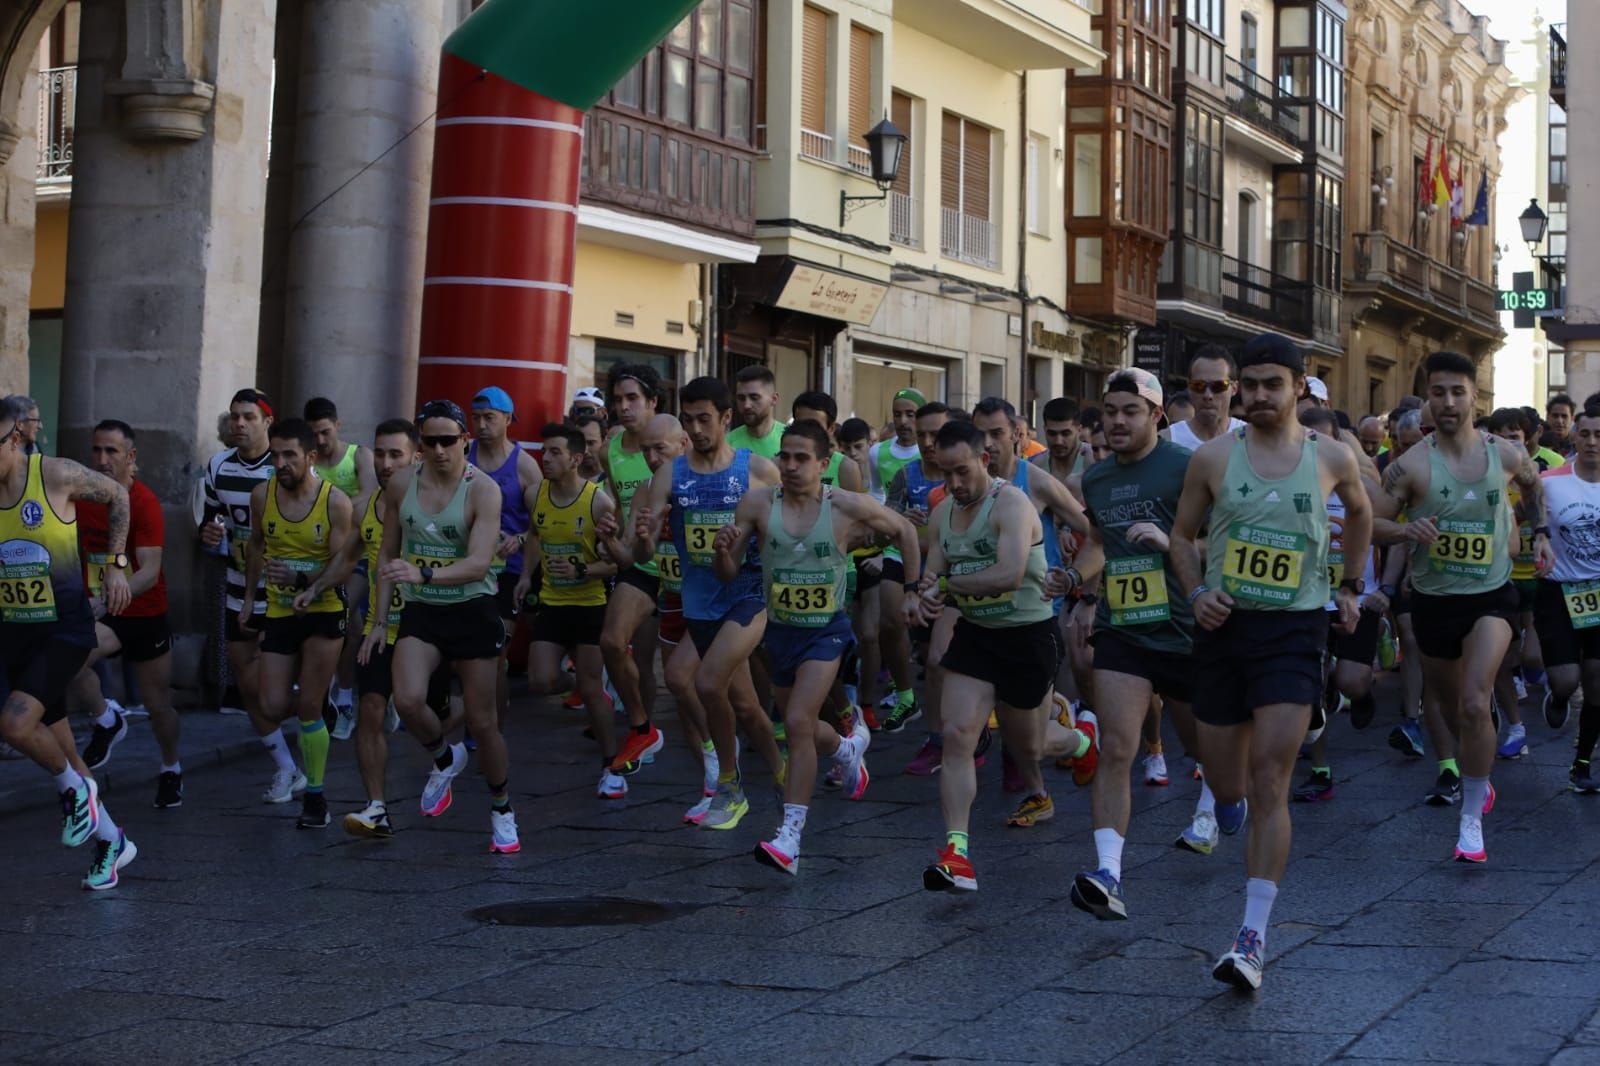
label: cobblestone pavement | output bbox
[4,678,1600,1065]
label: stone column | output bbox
[277,0,443,438]
[0,71,39,394]
[1564,1,1600,400]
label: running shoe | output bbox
[1453,814,1486,863]
[343,804,394,838]
[700,783,749,830]
[1072,711,1100,788]
[153,771,183,810]
[1350,692,1377,730]
[60,776,100,848]
[1005,792,1054,827]
[1176,810,1219,854]
[331,702,357,742]
[1053,692,1076,729]
[1544,688,1571,731]
[421,742,467,817]
[261,768,307,805]
[562,689,584,709]
[1570,764,1600,794]
[1215,798,1248,836]
[904,739,943,776]
[701,741,722,797]
[383,699,401,733]
[463,727,477,753]
[1482,780,1497,816]
[835,738,869,801]
[1069,868,1128,920]
[1213,926,1265,991]
[82,830,137,891]
[754,827,801,876]
[489,810,521,853]
[1377,619,1397,669]
[610,725,664,774]
[974,724,993,768]
[1425,769,1461,807]
[1513,673,1528,702]
[1144,751,1169,787]
[922,844,977,892]
[1002,747,1024,793]
[823,763,845,790]
[877,690,900,712]
[1293,768,1334,803]
[1524,667,1549,689]
[879,698,923,734]
[683,795,713,825]
[862,704,881,732]
[597,768,628,799]
[1497,724,1528,760]
[1305,697,1328,745]
[1390,719,1426,759]
[297,792,331,830]
[82,707,129,771]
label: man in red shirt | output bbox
[71,419,181,808]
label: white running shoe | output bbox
[1454,814,1487,863]
[262,768,307,804]
[489,810,520,853]
[683,795,713,825]
[597,768,628,799]
[754,825,802,875]
[1144,752,1170,786]
[701,745,719,798]
[1176,810,1220,855]
[420,743,467,817]
[331,702,357,742]
[383,699,400,734]
[834,735,869,801]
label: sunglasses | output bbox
[420,434,462,450]
[1187,379,1233,395]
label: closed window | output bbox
[801,5,829,137]
[848,24,876,155]
[941,112,991,221]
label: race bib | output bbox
[86,551,111,598]
[950,558,1014,619]
[229,533,249,575]
[268,557,321,610]
[654,543,683,594]
[1429,518,1494,578]
[1221,523,1306,606]
[1515,523,1535,567]
[0,541,57,623]
[406,544,466,603]
[769,570,837,627]
[684,508,734,567]
[541,541,586,587]
[1105,554,1170,626]
[1325,549,1344,592]
[1564,580,1600,630]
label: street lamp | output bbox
[1519,198,1548,251]
[840,115,908,226]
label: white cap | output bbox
[571,387,606,409]
[1307,377,1329,403]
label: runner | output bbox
[365,399,516,851]
[1547,394,1576,458]
[1031,397,1093,482]
[466,385,543,725]
[1486,407,1540,759]
[1531,401,1600,793]
[1357,416,1386,459]
[575,414,607,483]
[713,420,918,873]
[569,386,608,423]
[303,396,378,738]
[1066,370,1210,921]
[891,402,954,774]
[1373,351,1543,862]
[838,416,885,727]
[628,376,785,829]
[1384,409,1432,761]
[1166,344,1246,451]
[70,420,182,808]
[727,365,786,458]
[516,422,625,799]
[865,390,924,725]
[1165,391,1195,427]
[241,418,352,828]
[596,365,666,778]
[792,391,864,491]
[913,419,1061,892]
[0,395,138,889]
[1170,332,1371,991]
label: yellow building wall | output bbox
[569,241,699,350]
[30,202,68,310]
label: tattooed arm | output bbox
[1371,450,1426,546]
[44,457,132,615]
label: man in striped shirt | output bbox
[198,391,278,765]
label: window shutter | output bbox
[891,91,913,195]
[941,111,961,211]
[801,6,828,134]
[848,25,873,148]
[963,121,990,220]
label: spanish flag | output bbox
[1434,139,1453,209]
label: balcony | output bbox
[1349,232,1501,339]
[1159,238,1313,337]
[940,207,998,269]
[36,65,76,186]
[889,191,921,248]
[1222,57,1303,163]
[800,128,834,164]
[1551,24,1566,108]
[894,0,1102,71]
[846,144,871,176]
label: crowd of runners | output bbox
[4,329,1598,993]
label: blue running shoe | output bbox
[1069,869,1128,920]
[1389,719,1425,759]
[1213,926,1265,991]
[1496,724,1527,760]
[1215,798,1248,836]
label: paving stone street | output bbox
[4,679,1600,1065]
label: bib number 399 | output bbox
[1564,580,1600,630]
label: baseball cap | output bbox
[571,387,606,409]
[1106,367,1164,409]
[893,388,927,407]
[472,386,515,417]
[1307,377,1329,402]
[1240,332,1306,375]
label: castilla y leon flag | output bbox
[416,0,701,436]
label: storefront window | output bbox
[595,344,681,413]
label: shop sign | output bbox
[773,264,887,325]
[1030,320,1079,355]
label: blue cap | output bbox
[472,386,515,416]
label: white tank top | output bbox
[1169,417,1246,452]
[1543,468,1600,583]
[1325,490,1376,611]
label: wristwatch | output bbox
[419,564,434,585]
[574,561,589,579]
[902,579,919,592]
[1339,578,1365,596]
[111,552,130,570]
[1379,583,1398,598]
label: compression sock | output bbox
[297,717,329,792]
[1093,828,1125,881]
[488,780,511,813]
[1072,730,1092,759]
[946,830,970,858]
[1438,757,1459,777]
[261,728,296,773]
[1242,878,1279,954]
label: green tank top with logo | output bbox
[399,469,497,605]
[1205,429,1330,612]
[821,452,844,486]
[608,432,657,578]
[1409,433,1512,595]
[315,442,361,500]
[936,483,1053,628]
[761,488,850,628]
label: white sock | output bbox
[93,801,120,843]
[93,704,119,729]
[160,761,182,774]
[1243,877,1279,950]
[1093,827,1125,881]
[1462,775,1490,817]
[1196,773,1217,815]
[366,799,387,814]
[261,728,296,773]
[54,767,86,792]
[782,802,808,835]
[833,734,862,762]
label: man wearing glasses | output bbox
[365,400,517,853]
[7,396,43,455]
[1166,345,1245,452]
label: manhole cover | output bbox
[468,897,692,928]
